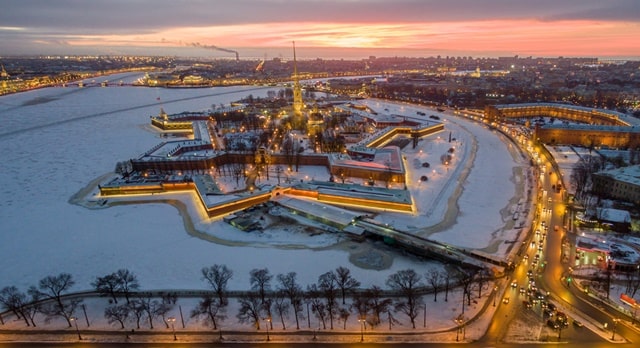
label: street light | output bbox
[167,317,176,340]
[493,286,498,307]
[264,317,271,341]
[358,315,365,342]
[70,316,81,340]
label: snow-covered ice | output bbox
[0,72,526,296]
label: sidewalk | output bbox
[0,287,499,344]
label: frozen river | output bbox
[0,72,527,293]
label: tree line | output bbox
[0,265,493,331]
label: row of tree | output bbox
[1,265,491,331]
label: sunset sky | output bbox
[1,0,639,59]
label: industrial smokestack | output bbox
[189,42,239,61]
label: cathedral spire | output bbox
[292,41,303,117]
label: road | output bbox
[0,340,628,347]
[481,152,639,346]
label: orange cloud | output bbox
[63,19,640,57]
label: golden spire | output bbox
[292,41,303,117]
[0,63,9,79]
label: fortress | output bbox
[100,106,443,220]
[485,103,640,148]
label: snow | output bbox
[0,72,534,340]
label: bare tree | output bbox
[473,269,492,298]
[92,273,120,304]
[32,273,80,327]
[624,267,640,297]
[334,266,361,305]
[156,295,175,329]
[232,163,244,187]
[456,269,477,311]
[190,294,226,330]
[318,271,339,329]
[104,304,130,329]
[306,284,327,330]
[250,268,273,304]
[263,297,274,330]
[443,270,453,302]
[236,292,263,330]
[0,286,32,326]
[365,285,393,328]
[276,272,303,329]
[386,269,423,328]
[127,299,145,329]
[338,307,351,330]
[115,269,140,304]
[350,292,370,327]
[22,291,42,328]
[571,154,605,202]
[426,270,443,302]
[272,290,290,330]
[136,294,156,329]
[202,264,233,306]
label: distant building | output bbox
[485,103,640,148]
[485,103,637,127]
[534,123,640,149]
[595,207,631,233]
[591,165,640,205]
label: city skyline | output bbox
[1,0,639,59]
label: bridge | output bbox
[62,80,135,88]
[355,218,507,273]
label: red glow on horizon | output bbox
[63,19,640,58]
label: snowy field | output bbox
[0,72,527,296]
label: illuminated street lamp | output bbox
[167,317,176,340]
[611,318,619,340]
[264,317,271,341]
[493,286,498,307]
[70,316,81,340]
[358,315,365,342]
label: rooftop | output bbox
[594,164,640,187]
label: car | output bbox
[511,281,518,288]
[547,303,557,312]
[556,311,568,323]
[503,297,510,304]
[547,319,559,329]
[522,300,532,309]
[519,286,526,294]
[573,320,584,328]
